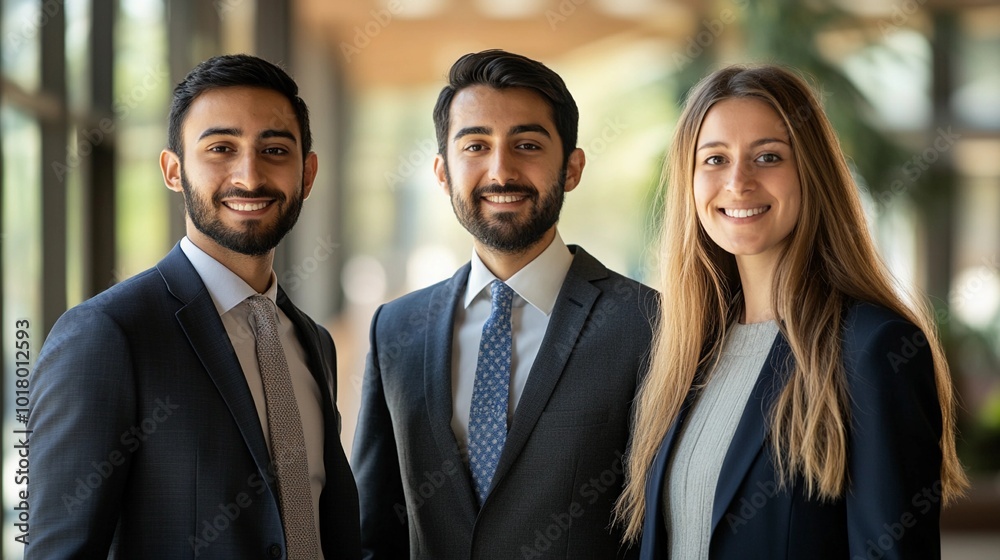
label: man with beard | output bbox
[26,54,360,559]
[352,50,657,559]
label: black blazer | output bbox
[27,244,361,559]
[640,303,944,559]
[352,246,657,559]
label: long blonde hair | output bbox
[616,64,968,541]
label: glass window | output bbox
[1,0,43,92]
[115,0,169,278]
[954,6,1000,130]
[1,106,42,560]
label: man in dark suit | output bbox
[26,54,360,559]
[352,50,657,559]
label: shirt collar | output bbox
[180,236,278,316]
[464,230,573,316]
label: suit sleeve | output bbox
[351,305,410,559]
[25,306,137,559]
[844,314,943,559]
[314,324,364,558]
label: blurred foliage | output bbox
[658,0,1000,474]
[740,0,909,195]
[655,0,913,251]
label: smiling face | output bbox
[160,86,317,258]
[434,85,584,256]
[693,97,801,273]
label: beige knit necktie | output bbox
[247,295,319,559]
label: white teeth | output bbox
[226,201,269,212]
[724,206,768,218]
[485,195,524,204]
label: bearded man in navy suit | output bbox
[352,49,657,559]
[27,54,360,559]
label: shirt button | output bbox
[266,543,282,558]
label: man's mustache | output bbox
[473,183,537,197]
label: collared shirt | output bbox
[180,237,325,549]
[450,230,574,457]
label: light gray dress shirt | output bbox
[449,231,574,459]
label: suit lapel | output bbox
[277,289,339,432]
[423,265,480,519]
[710,332,790,532]
[658,389,699,476]
[277,290,333,402]
[642,389,699,554]
[157,245,274,484]
[489,247,602,489]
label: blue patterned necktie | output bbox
[468,280,514,507]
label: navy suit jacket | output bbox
[26,244,361,559]
[352,246,657,559]
[639,303,944,559]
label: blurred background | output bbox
[2,0,998,557]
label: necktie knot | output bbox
[247,295,275,328]
[489,280,514,315]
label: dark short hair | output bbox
[433,49,579,165]
[167,54,311,158]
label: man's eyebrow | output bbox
[198,127,241,141]
[261,129,297,144]
[696,137,789,151]
[452,124,552,142]
[196,127,297,144]
[510,124,551,137]
[453,126,491,141]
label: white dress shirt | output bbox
[180,237,325,550]
[450,231,574,458]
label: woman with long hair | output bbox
[615,64,968,559]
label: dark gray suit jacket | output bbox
[26,244,361,559]
[352,246,657,559]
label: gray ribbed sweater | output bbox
[662,321,779,559]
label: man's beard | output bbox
[181,168,304,256]
[448,167,566,254]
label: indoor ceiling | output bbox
[295,0,701,88]
[294,0,991,89]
